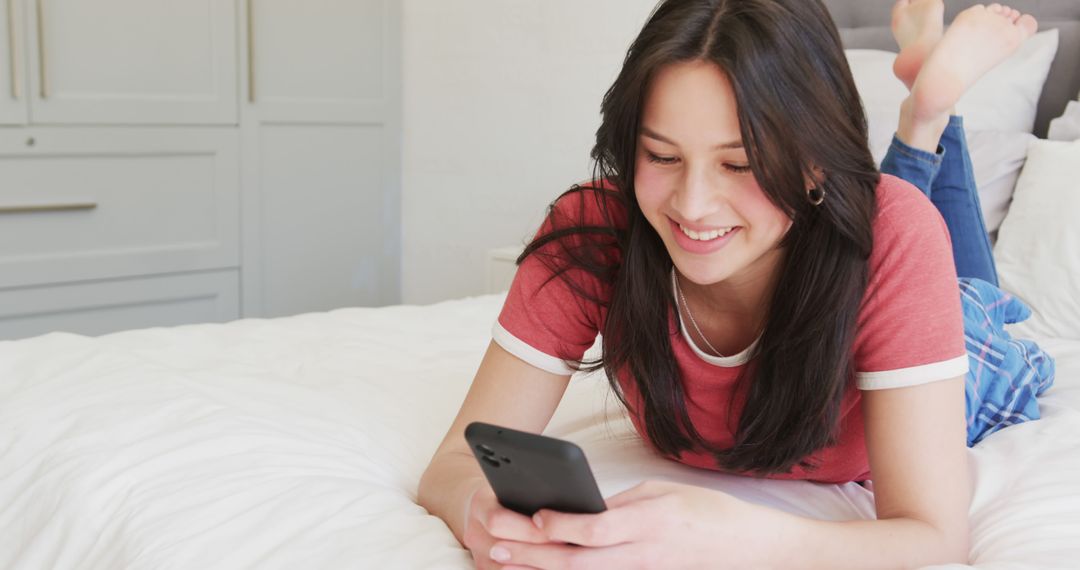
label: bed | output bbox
[2,2,1079,569]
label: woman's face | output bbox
[634,60,793,288]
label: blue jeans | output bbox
[878,115,1000,286]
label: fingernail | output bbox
[533,513,544,529]
[490,545,511,562]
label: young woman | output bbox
[418,1,1047,567]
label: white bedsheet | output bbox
[0,294,1077,569]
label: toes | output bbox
[1017,13,1038,36]
[987,3,1003,14]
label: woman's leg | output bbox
[881,0,1037,284]
[928,116,999,285]
[879,116,999,285]
[884,2,1052,450]
[879,131,942,198]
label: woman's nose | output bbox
[671,167,720,221]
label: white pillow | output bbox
[967,130,1037,239]
[847,28,1060,155]
[845,48,912,162]
[1048,100,1080,142]
[957,28,1059,133]
[994,139,1080,340]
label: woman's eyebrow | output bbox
[639,126,743,149]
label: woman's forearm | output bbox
[417,452,486,545]
[762,506,970,569]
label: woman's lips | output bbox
[669,217,740,254]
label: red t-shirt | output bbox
[493,174,968,484]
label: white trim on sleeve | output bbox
[491,321,577,376]
[856,354,969,390]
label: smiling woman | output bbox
[535,0,882,479]
[417,0,1057,568]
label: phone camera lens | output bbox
[500,456,511,464]
[481,455,501,468]
[477,444,495,456]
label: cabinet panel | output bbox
[257,124,389,317]
[28,0,238,125]
[0,270,239,340]
[0,128,240,288]
[250,0,386,122]
[0,0,26,124]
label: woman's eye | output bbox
[644,151,750,174]
[645,152,678,165]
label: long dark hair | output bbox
[520,0,879,475]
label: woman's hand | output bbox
[462,483,559,570]
[484,480,779,570]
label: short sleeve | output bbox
[493,188,618,375]
[853,175,969,390]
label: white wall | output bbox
[401,0,661,304]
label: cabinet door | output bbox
[242,0,401,317]
[0,0,27,124]
[27,0,238,125]
[249,0,388,123]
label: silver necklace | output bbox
[674,273,725,358]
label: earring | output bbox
[807,185,825,206]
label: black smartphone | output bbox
[464,421,607,516]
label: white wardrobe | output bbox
[0,0,402,339]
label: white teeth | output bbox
[679,224,735,241]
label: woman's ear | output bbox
[804,165,826,190]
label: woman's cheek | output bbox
[635,160,665,186]
[634,163,669,205]
[739,182,793,236]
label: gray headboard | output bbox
[823,0,1080,138]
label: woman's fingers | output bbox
[468,486,548,544]
[479,506,550,543]
[534,495,670,547]
[489,540,649,570]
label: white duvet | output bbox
[1,294,1078,569]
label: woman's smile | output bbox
[669,217,742,254]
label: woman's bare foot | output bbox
[891,0,945,90]
[908,4,1038,123]
[896,4,1038,153]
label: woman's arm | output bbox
[728,373,973,568]
[767,374,972,568]
[417,339,572,544]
